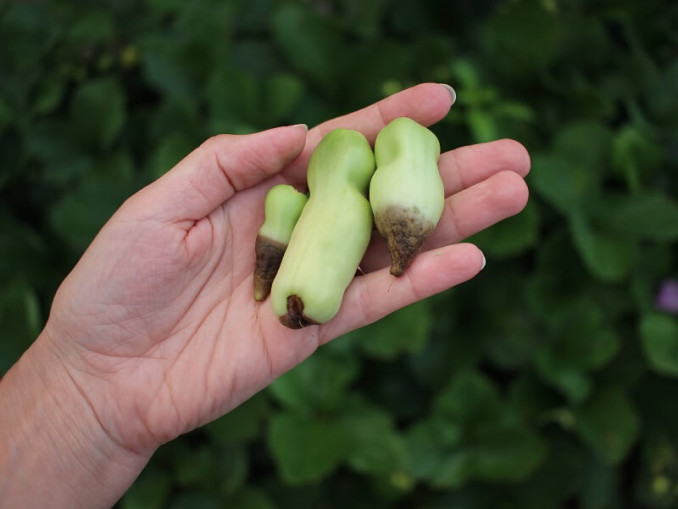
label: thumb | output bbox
[138,124,308,222]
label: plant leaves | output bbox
[553,121,612,174]
[49,172,136,252]
[271,4,347,91]
[574,389,640,465]
[341,397,405,475]
[530,155,597,216]
[569,214,634,283]
[264,73,305,123]
[70,77,126,150]
[268,412,353,484]
[597,193,678,241]
[268,353,359,415]
[433,370,502,424]
[640,313,678,377]
[344,300,432,359]
[432,423,546,487]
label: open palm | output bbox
[43,84,530,457]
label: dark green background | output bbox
[2,0,678,507]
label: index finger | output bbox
[284,82,456,182]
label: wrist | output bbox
[0,330,150,508]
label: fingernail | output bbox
[480,252,486,270]
[439,83,456,106]
[290,123,308,132]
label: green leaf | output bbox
[534,296,621,402]
[405,414,546,487]
[580,455,619,509]
[271,4,346,90]
[432,424,546,487]
[264,73,305,123]
[640,313,678,377]
[434,370,502,424]
[569,214,634,283]
[31,78,66,116]
[485,0,562,74]
[403,418,462,481]
[341,397,405,475]
[535,352,592,404]
[344,300,431,359]
[530,155,597,216]
[405,412,546,487]
[540,296,621,371]
[338,0,389,39]
[429,451,469,487]
[205,67,260,133]
[574,389,640,465]
[0,3,57,72]
[49,172,136,252]
[66,10,115,44]
[25,120,93,185]
[512,432,587,506]
[467,109,497,143]
[139,35,194,98]
[268,353,359,415]
[408,370,548,486]
[553,121,612,174]
[598,192,678,241]
[612,125,663,192]
[268,412,352,484]
[70,77,126,150]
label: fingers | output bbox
[360,168,529,273]
[131,125,309,222]
[319,242,484,341]
[439,138,531,196]
[432,170,529,246]
[284,83,456,182]
[312,83,455,143]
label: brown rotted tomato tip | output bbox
[279,295,320,329]
[253,235,287,301]
[375,206,436,277]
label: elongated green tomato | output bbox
[369,117,444,276]
[270,129,376,328]
[253,185,308,301]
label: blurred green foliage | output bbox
[2,0,678,507]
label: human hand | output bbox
[1,83,529,507]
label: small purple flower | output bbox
[655,279,678,314]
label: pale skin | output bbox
[0,83,530,508]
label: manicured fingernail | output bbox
[439,83,456,106]
[480,252,486,270]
